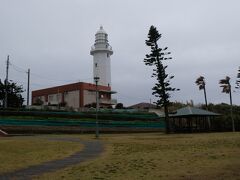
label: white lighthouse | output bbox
[90,26,113,87]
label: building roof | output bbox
[128,102,157,109]
[170,106,220,117]
[32,82,112,97]
[88,89,117,94]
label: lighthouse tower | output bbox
[90,26,113,87]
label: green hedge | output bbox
[0,118,165,128]
[0,110,160,121]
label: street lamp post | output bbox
[94,76,100,138]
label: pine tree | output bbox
[144,25,179,133]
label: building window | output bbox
[88,91,95,95]
[49,95,54,101]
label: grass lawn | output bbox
[36,132,240,180]
[0,135,83,173]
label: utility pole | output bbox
[94,76,100,139]
[27,69,30,107]
[57,88,60,109]
[4,55,10,108]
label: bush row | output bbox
[0,110,160,121]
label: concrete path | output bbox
[0,129,8,136]
[0,137,104,180]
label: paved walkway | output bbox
[0,137,104,180]
[0,129,8,136]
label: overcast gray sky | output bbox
[0,0,239,106]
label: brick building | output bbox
[32,82,116,108]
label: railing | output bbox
[91,45,113,52]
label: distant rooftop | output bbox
[128,102,157,109]
[170,106,220,117]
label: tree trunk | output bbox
[154,41,170,134]
[203,86,211,130]
[229,86,235,132]
[203,87,208,109]
[164,105,170,133]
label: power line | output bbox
[10,63,27,74]
[13,80,52,88]
[30,72,92,83]
[10,62,92,83]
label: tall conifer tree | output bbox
[144,25,179,133]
